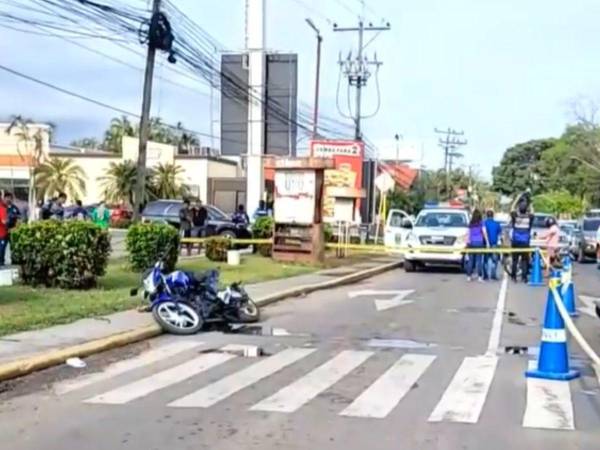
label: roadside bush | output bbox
[111,218,132,229]
[10,220,111,289]
[252,216,274,257]
[126,223,179,272]
[205,237,232,262]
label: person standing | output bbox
[510,198,533,282]
[232,204,249,226]
[50,192,67,220]
[0,198,8,267]
[3,193,21,266]
[253,199,271,221]
[71,200,89,220]
[466,209,489,282]
[91,201,111,229]
[544,217,560,276]
[483,210,502,280]
[179,199,193,256]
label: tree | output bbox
[6,116,48,219]
[532,190,586,218]
[98,161,155,206]
[70,137,100,149]
[35,158,86,200]
[103,115,135,153]
[492,139,556,196]
[152,163,189,199]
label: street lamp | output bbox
[306,18,322,139]
[394,133,403,162]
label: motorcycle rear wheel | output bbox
[237,299,261,323]
[152,301,203,335]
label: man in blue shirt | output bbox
[484,210,502,280]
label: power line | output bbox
[434,127,467,199]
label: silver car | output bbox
[576,217,600,262]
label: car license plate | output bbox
[431,236,444,243]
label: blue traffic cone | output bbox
[526,271,580,381]
[560,256,578,317]
[528,248,544,286]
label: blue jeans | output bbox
[0,238,6,266]
[466,245,484,277]
[485,251,499,280]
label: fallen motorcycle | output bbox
[130,259,260,335]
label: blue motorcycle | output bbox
[131,260,260,335]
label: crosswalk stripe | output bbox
[169,348,316,408]
[428,355,497,423]
[55,341,203,395]
[340,353,436,419]
[84,352,235,405]
[522,360,575,430]
[250,350,373,413]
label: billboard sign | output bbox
[310,139,364,221]
[274,169,316,224]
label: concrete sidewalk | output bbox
[0,256,400,366]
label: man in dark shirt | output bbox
[179,199,193,256]
[51,192,67,220]
[71,200,89,220]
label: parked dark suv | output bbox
[141,200,251,239]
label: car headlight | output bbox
[406,233,419,245]
[455,234,466,245]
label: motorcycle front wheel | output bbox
[152,301,203,335]
[237,298,261,323]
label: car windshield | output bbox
[415,212,467,228]
[583,219,600,231]
[206,205,228,220]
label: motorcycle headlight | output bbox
[143,273,158,294]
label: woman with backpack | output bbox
[466,208,489,282]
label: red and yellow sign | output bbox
[310,140,364,220]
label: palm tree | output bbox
[35,158,86,200]
[6,116,49,219]
[103,116,135,153]
[152,163,189,199]
[98,161,155,206]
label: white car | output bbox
[403,208,470,272]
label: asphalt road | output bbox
[1,263,600,450]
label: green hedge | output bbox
[205,237,232,262]
[10,220,111,289]
[252,216,274,257]
[126,223,179,272]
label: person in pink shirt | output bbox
[544,217,560,276]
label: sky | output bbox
[1,0,600,179]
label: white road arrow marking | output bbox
[348,289,412,298]
[578,295,599,318]
[348,289,416,311]
[374,298,414,311]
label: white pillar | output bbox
[246,0,266,215]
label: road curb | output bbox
[0,260,400,382]
[255,260,402,307]
[0,324,162,383]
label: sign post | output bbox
[267,157,333,263]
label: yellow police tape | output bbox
[180,237,544,255]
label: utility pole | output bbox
[334,20,390,141]
[434,127,467,200]
[133,0,161,221]
[133,0,175,220]
[306,18,322,139]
